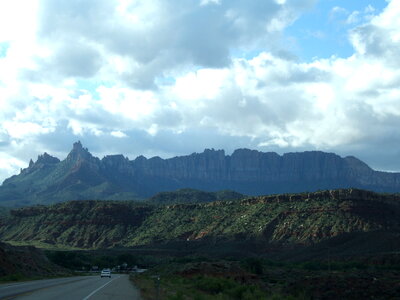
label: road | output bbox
[0,274,142,300]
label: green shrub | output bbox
[0,273,26,282]
[242,258,264,275]
[167,291,185,300]
[227,285,266,300]
[195,276,235,294]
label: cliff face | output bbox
[133,149,347,182]
[1,142,400,206]
[128,149,400,195]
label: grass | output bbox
[131,273,272,300]
[5,240,84,250]
[0,273,28,282]
[0,272,79,283]
[130,256,400,300]
[130,259,310,300]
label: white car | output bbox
[100,269,111,278]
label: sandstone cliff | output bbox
[1,142,400,206]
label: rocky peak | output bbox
[231,148,259,156]
[22,153,60,174]
[36,152,60,165]
[102,154,130,168]
[73,141,86,152]
[134,155,147,163]
[203,148,225,157]
[102,154,127,163]
[66,141,93,162]
[230,148,266,161]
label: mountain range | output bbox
[1,141,400,207]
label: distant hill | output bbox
[1,189,400,259]
[2,141,400,206]
[148,189,245,205]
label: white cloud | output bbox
[172,68,230,101]
[97,86,159,121]
[330,6,348,21]
[200,0,221,6]
[330,4,380,25]
[3,121,54,139]
[346,11,360,24]
[365,5,375,14]
[111,130,127,138]
[0,155,26,183]
[0,0,39,43]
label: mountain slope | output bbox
[1,189,399,256]
[0,142,139,206]
[0,201,152,249]
[147,189,245,205]
[0,207,10,218]
[2,142,400,206]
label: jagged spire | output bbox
[67,141,92,161]
[71,141,89,153]
[29,159,34,168]
[36,152,60,164]
[73,141,83,150]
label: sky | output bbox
[0,0,399,183]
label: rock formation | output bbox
[1,142,400,206]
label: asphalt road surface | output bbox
[0,274,141,300]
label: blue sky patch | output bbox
[285,0,387,61]
[0,42,10,58]
[75,79,114,100]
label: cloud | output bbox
[0,156,26,181]
[1,0,400,184]
[31,0,315,89]
[329,6,348,21]
[200,0,221,6]
[330,4,379,25]
[111,130,127,138]
[3,121,54,139]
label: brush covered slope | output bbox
[0,189,399,256]
[0,201,153,249]
[0,207,10,218]
[0,242,66,278]
[147,189,245,205]
[2,142,400,207]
